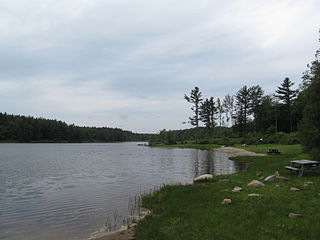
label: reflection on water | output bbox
[0,143,244,240]
[190,149,246,177]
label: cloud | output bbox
[0,0,319,132]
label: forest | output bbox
[0,113,151,143]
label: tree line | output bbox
[152,33,320,160]
[184,78,300,136]
[0,113,151,142]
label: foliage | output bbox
[199,97,217,129]
[0,113,151,143]
[300,38,320,160]
[184,87,203,127]
[274,77,298,132]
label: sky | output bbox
[0,0,319,133]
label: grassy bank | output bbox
[135,144,320,240]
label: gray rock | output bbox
[288,213,303,218]
[247,180,265,187]
[193,174,213,182]
[264,175,276,182]
[248,193,262,197]
[290,187,301,192]
[231,186,243,193]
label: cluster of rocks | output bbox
[194,172,312,218]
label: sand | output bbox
[215,146,266,157]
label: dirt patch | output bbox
[215,147,266,157]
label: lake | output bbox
[0,143,243,240]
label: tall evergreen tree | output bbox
[235,85,252,136]
[216,98,225,127]
[184,87,203,127]
[274,77,298,132]
[250,85,264,132]
[300,38,320,160]
[199,97,217,128]
[223,94,234,127]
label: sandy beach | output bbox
[214,146,266,157]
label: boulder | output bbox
[231,186,243,193]
[274,171,280,177]
[248,193,262,197]
[288,213,303,218]
[247,180,265,187]
[193,174,213,182]
[221,199,232,205]
[303,181,313,186]
[290,187,301,192]
[256,172,262,177]
[264,175,276,182]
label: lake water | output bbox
[0,143,243,240]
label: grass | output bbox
[135,144,320,240]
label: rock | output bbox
[219,179,231,183]
[276,176,289,181]
[264,175,276,182]
[248,193,262,197]
[290,187,301,192]
[258,176,265,180]
[256,172,262,177]
[276,184,281,187]
[231,186,243,193]
[193,174,213,182]
[221,199,232,205]
[303,181,313,186]
[274,171,280,177]
[288,213,303,218]
[247,180,265,187]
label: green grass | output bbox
[135,144,320,240]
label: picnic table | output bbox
[285,160,320,177]
[267,148,281,155]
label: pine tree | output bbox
[216,98,225,127]
[223,94,234,127]
[184,87,203,127]
[274,78,298,132]
[235,85,252,136]
[199,97,217,128]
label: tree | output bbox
[300,37,320,160]
[216,98,225,127]
[274,77,298,132]
[223,94,234,127]
[234,85,252,136]
[249,85,264,132]
[184,87,203,127]
[199,97,217,128]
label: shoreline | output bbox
[92,146,263,240]
[214,146,266,157]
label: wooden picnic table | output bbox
[285,160,320,177]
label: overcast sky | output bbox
[0,0,319,133]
